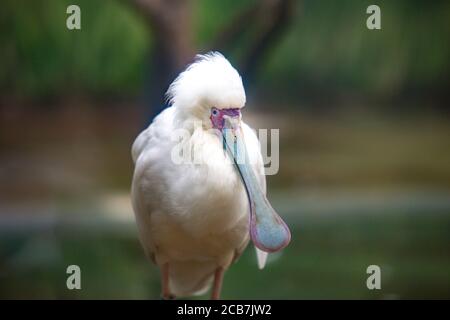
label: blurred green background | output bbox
[0,0,449,299]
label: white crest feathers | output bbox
[166,52,246,112]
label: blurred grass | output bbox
[1,209,449,299]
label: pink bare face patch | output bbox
[210,107,241,130]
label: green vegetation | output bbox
[1,0,449,100]
[1,210,449,299]
[0,0,149,97]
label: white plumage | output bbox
[131,53,269,298]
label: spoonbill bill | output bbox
[131,52,290,299]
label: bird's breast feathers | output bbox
[132,107,264,239]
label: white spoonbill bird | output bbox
[131,52,290,299]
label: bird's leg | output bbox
[211,267,224,300]
[160,263,175,300]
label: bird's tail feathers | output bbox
[255,247,268,269]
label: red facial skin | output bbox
[210,107,241,130]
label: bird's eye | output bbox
[211,108,218,116]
